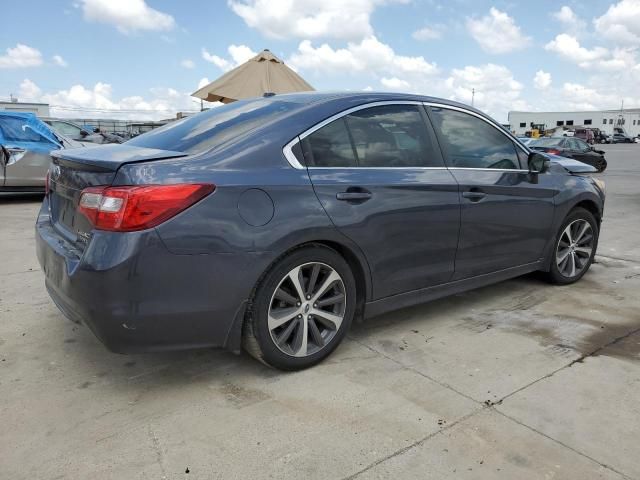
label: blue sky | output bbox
[1,0,639,122]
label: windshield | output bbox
[126,98,303,154]
[530,137,562,147]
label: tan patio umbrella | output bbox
[192,49,314,104]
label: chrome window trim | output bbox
[281,99,533,172]
[303,166,449,171]
[283,137,305,169]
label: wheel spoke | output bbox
[275,317,299,348]
[311,309,343,331]
[287,266,306,302]
[316,293,345,308]
[563,225,574,244]
[308,318,325,348]
[574,221,590,243]
[306,263,321,297]
[575,246,592,256]
[312,270,341,301]
[292,316,308,357]
[274,288,298,306]
[556,248,571,263]
[268,307,299,330]
[569,253,577,277]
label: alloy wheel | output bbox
[268,262,347,357]
[556,219,594,278]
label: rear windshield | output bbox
[530,137,562,147]
[126,98,301,154]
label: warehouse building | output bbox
[508,108,640,137]
[0,100,50,116]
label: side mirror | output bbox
[528,152,550,174]
[80,130,88,137]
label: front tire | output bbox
[545,208,598,285]
[243,245,356,370]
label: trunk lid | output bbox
[49,144,187,244]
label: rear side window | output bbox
[302,118,357,167]
[429,107,520,170]
[302,104,442,168]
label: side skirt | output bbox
[364,261,543,319]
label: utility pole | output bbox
[471,88,475,107]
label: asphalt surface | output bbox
[1,144,639,479]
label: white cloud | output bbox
[289,36,438,76]
[533,70,552,89]
[52,55,68,67]
[444,64,528,119]
[544,34,607,63]
[412,25,442,41]
[380,77,410,89]
[594,0,640,45]
[202,44,257,71]
[466,8,531,54]
[79,0,175,34]
[181,59,195,69]
[552,6,586,35]
[0,44,43,69]
[18,78,42,100]
[19,79,212,120]
[197,77,210,89]
[229,0,404,41]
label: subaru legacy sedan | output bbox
[36,93,605,370]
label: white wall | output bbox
[0,102,50,117]
[508,110,640,137]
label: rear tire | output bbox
[544,208,598,285]
[243,245,356,370]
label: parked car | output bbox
[43,118,124,145]
[1,112,87,193]
[36,93,605,370]
[609,132,633,143]
[573,128,594,144]
[529,136,607,172]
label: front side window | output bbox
[429,107,521,170]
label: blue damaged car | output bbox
[0,111,85,193]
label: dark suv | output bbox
[36,93,606,370]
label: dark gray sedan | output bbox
[36,92,605,370]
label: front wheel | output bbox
[243,245,356,370]
[545,208,598,285]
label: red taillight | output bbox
[78,184,215,232]
[547,149,561,155]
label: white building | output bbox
[0,100,50,116]
[508,108,640,137]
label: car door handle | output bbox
[336,191,372,202]
[462,191,487,202]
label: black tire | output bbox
[243,245,357,370]
[544,207,599,285]
[598,158,607,172]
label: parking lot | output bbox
[1,144,639,479]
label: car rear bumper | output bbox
[35,198,264,353]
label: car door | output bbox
[426,104,558,280]
[301,102,461,300]
[0,115,61,187]
[569,138,600,165]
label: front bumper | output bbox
[36,198,262,353]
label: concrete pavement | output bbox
[1,144,638,479]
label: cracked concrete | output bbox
[1,144,639,479]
